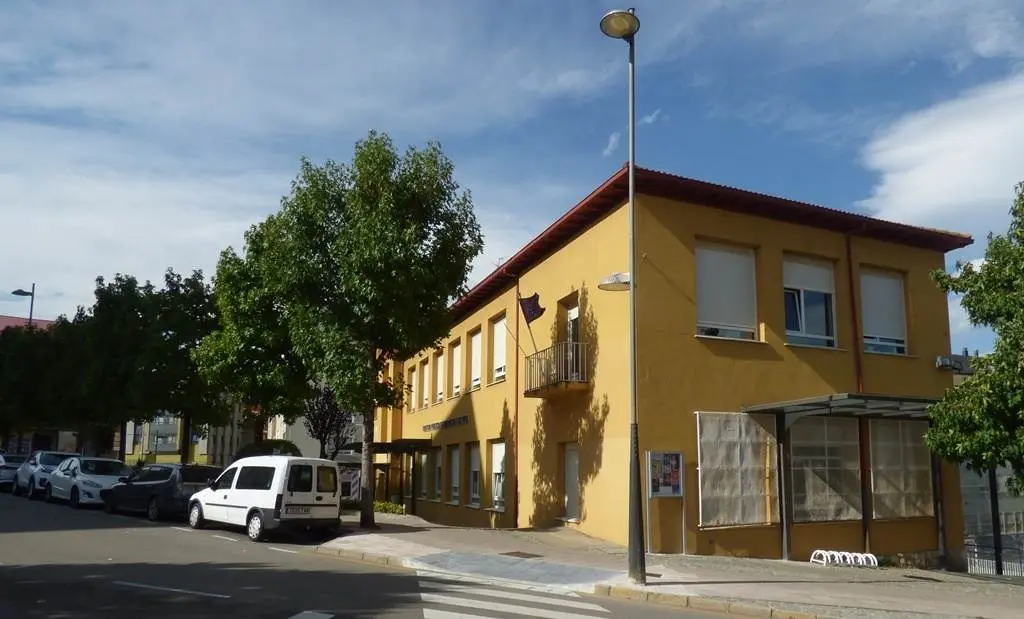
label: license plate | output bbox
[285,506,311,515]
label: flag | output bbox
[518,292,546,324]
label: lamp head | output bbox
[600,8,640,40]
[598,272,631,292]
[11,289,33,297]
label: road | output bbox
[0,492,719,619]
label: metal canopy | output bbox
[740,392,934,430]
[371,438,433,455]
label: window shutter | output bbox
[784,256,834,292]
[860,270,906,340]
[696,244,757,329]
[492,318,507,378]
[470,331,482,386]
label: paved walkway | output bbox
[322,512,1024,618]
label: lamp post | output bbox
[11,283,36,329]
[599,7,646,586]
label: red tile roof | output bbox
[451,164,973,322]
[0,315,55,332]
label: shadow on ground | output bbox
[0,560,429,619]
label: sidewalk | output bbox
[318,513,1024,619]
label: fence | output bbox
[963,540,1024,577]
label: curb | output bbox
[592,584,834,619]
[314,545,405,568]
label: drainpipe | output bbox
[513,276,522,528]
[845,233,872,554]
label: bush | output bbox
[232,439,302,462]
[340,500,404,514]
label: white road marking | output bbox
[419,592,606,619]
[422,610,494,619]
[269,546,299,554]
[171,526,193,533]
[418,582,607,612]
[112,580,231,599]
[213,535,237,543]
[287,612,334,619]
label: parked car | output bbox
[0,454,26,491]
[188,455,341,542]
[13,451,79,498]
[46,456,130,507]
[100,463,222,521]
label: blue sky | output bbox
[1,1,1023,356]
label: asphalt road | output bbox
[0,491,719,619]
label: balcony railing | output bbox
[524,341,590,397]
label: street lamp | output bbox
[10,283,36,329]
[599,8,647,586]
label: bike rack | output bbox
[809,549,878,567]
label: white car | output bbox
[0,454,26,491]
[13,450,79,499]
[188,455,342,542]
[46,456,130,507]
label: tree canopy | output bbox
[928,181,1024,492]
[302,384,357,460]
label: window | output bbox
[860,269,907,354]
[212,466,237,490]
[450,341,462,397]
[469,330,482,389]
[181,466,221,484]
[696,243,758,340]
[790,417,862,522]
[469,443,481,505]
[783,256,836,348]
[287,464,313,492]
[491,441,506,510]
[433,447,443,500]
[449,446,461,502]
[696,412,778,527]
[236,466,276,490]
[870,420,933,519]
[408,367,417,412]
[317,465,338,493]
[491,316,507,381]
[138,466,173,483]
[435,352,445,403]
[81,459,126,476]
[421,359,431,409]
[415,453,427,498]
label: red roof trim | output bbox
[451,165,973,322]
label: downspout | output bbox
[846,233,872,554]
[513,276,522,528]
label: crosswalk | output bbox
[417,576,610,619]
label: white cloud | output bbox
[602,132,622,157]
[640,109,663,125]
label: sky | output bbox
[2,1,1023,356]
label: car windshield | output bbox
[40,453,75,467]
[81,459,127,476]
[181,466,222,483]
[4,456,25,465]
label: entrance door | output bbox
[566,306,581,380]
[564,443,580,520]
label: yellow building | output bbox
[373,165,973,564]
[123,415,214,466]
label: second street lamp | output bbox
[11,283,36,329]
[599,7,647,586]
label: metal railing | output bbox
[964,540,1024,577]
[525,341,589,394]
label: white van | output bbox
[187,455,341,541]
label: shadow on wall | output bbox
[529,283,609,527]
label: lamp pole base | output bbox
[627,420,647,585]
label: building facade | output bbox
[373,165,972,563]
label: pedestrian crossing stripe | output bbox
[287,613,334,619]
[419,579,610,619]
[417,582,607,612]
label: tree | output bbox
[193,218,313,435]
[302,384,357,459]
[264,131,484,527]
[928,181,1024,493]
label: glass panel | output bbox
[803,290,834,337]
[784,289,801,332]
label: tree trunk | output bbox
[359,349,377,528]
[319,440,328,459]
[179,413,192,465]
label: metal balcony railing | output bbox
[524,341,589,396]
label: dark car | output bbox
[101,463,223,521]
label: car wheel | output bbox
[26,477,37,500]
[69,487,80,509]
[246,511,264,542]
[146,497,161,522]
[188,503,205,529]
[44,484,53,503]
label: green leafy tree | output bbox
[0,324,53,443]
[928,181,1024,492]
[265,131,483,526]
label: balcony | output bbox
[524,342,590,398]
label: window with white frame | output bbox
[408,367,417,412]
[469,330,483,389]
[860,269,907,354]
[415,453,427,498]
[869,419,933,519]
[696,243,758,340]
[790,417,862,522]
[433,447,443,500]
[421,359,430,409]
[491,441,506,510]
[696,412,778,527]
[491,316,507,381]
[450,341,462,397]
[469,443,481,505]
[435,352,445,403]
[449,445,460,502]
[783,255,837,348]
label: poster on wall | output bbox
[647,451,684,498]
[340,468,361,501]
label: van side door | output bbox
[228,465,276,526]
